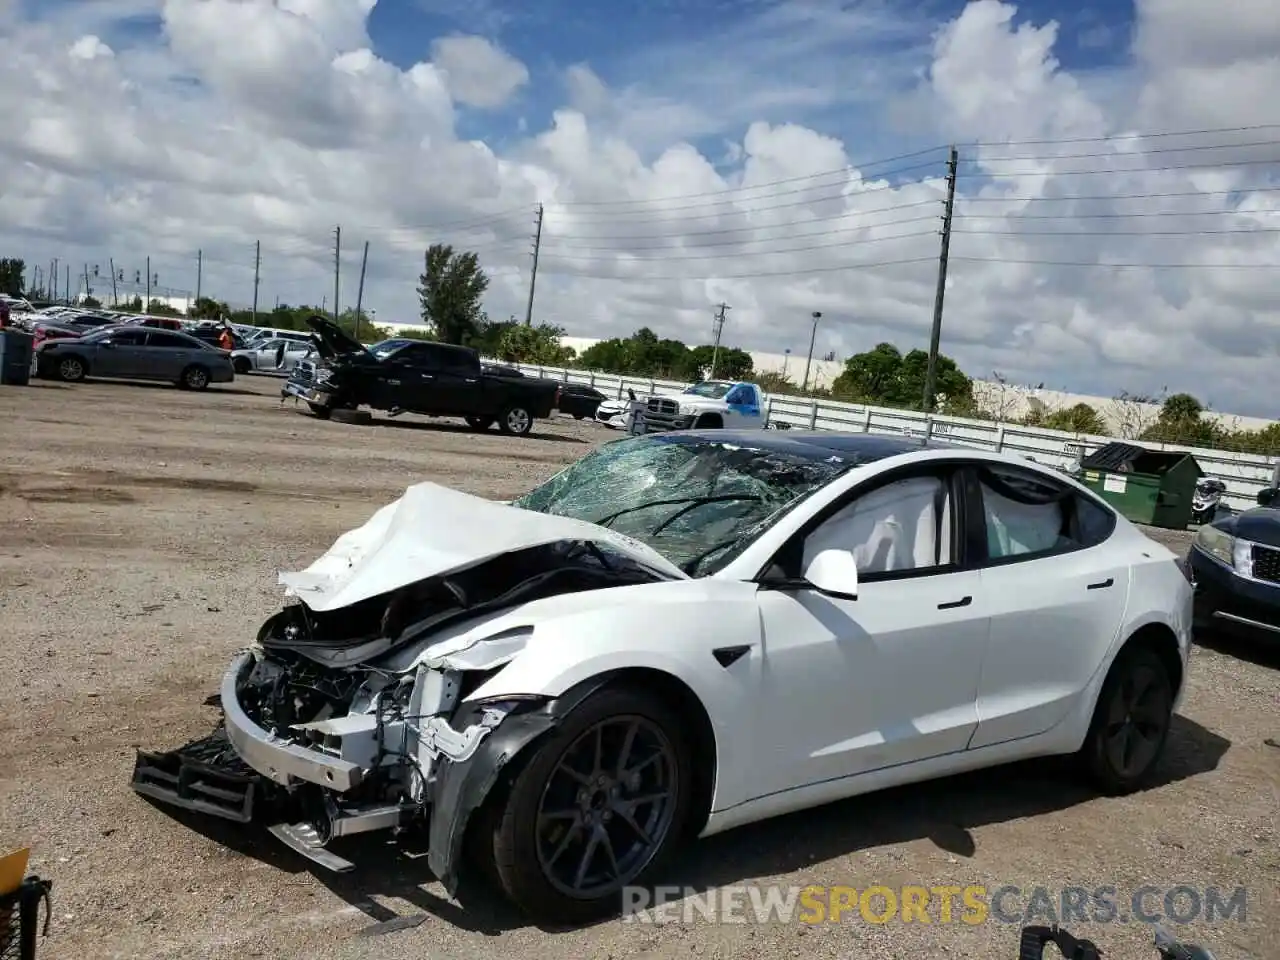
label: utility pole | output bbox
[355,240,369,341]
[145,256,151,310]
[196,249,202,302]
[333,226,341,323]
[64,264,70,304]
[524,203,543,326]
[83,264,90,301]
[802,311,821,392]
[922,145,959,413]
[251,240,261,325]
[710,302,729,378]
[109,258,118,305]
[51,260,58,301]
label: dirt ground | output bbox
[0,375,1276,960]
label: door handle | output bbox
[938,596,972,610]
[1086,578,1114,590]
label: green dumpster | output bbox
[1078,441,1202,530]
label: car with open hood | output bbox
[282,316,560,435]
[133,429,1193,924]
[1186,505,1280,643]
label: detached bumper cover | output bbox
[1188,547,1280,640]
[220,651,365,791]
[282,380,331,404]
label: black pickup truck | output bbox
[282,316,560,435]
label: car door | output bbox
[94,328,150,377]
[963,462,1131,749]
[142,331,198,380]
[752,464,990,798]
[254,338,283,370]
[724,384,763,427]
[367,343,437,410]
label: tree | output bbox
[496,323,576,365]
[1041,403,1108,435]
[0,258,24,297]
[754,370,800,395]
[1141,392,1222,448]
[684,344,753,381]
[831,342,972,410]
[81,295,102,309]
[190,297,230,321]
[1105,389,1163,439]
[416,244,489,344]
[146,300,182,317]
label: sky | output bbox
[2,0,1278,416]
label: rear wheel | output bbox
[498,404,533,436]
[485,687,692,923]
[180,365,210,390]
[1079,645,1174,795]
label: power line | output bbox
[968,122,1280,146]
[962,138,1280,161]
[951,256,1277,269]
[541,213,942,251]
[537,255,937,282]
[557,160,947,219]
[960,185,1280,202]
[540,229,938,263]
[956,226,1280,237]
[958,156,1280,178]
[550,146,949,207]
[960,207,1280,219]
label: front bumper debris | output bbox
[282,380,328,404]
[131,726,265,823]
[221,651,365,791]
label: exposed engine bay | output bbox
[131,539,665,877]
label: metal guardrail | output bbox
[509,362,1279,512]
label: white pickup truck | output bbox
[594,379,769,433]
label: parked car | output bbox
[31,322,83,347]
[635,379,768,433]
[189,327,249,350]
[1186,505,1280,643]
[556,382,607,420]
[282,316,561,435]
[231,337,316,375]
[35,324,236,390]
[595,389,638,428]
[133,430,1191,924]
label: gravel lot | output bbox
[1,375,1276,960]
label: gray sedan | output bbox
[34,324,236,390]
[230,337,316,375]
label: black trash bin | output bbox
[0,330,35,386]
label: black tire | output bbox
[497,404,534,436]
[56,355,87,382]
[308,403,332,419]
[180,365,211,391]
[233,357,251,374]
[331,407,371,425]
[486,686,693,924]
[1079,645,1174,795]
[466,416,494,431]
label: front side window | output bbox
[803,474,953,576]
[683,381,733,399]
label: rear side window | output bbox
[975,465,1115,562]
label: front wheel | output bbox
[1079,645,1174,795]
[497,404,533,436]
[308,402,332,420]
[57,356,86,382]
[485,687,692,923]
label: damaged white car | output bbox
[133,430,1193,923]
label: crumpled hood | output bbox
[279,481,688,611]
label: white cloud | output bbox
[429,34,528,109]
[2,0,1279,415]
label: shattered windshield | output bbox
[683,381,733,399]
[513,434,850,576]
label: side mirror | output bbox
[100,340,115,348]
[802,548,859,600]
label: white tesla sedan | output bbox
[133,430,1193,924]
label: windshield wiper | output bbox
[595,494,763,530]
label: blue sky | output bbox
[368,0,1136,156]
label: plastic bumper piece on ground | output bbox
[220,651,365,792]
